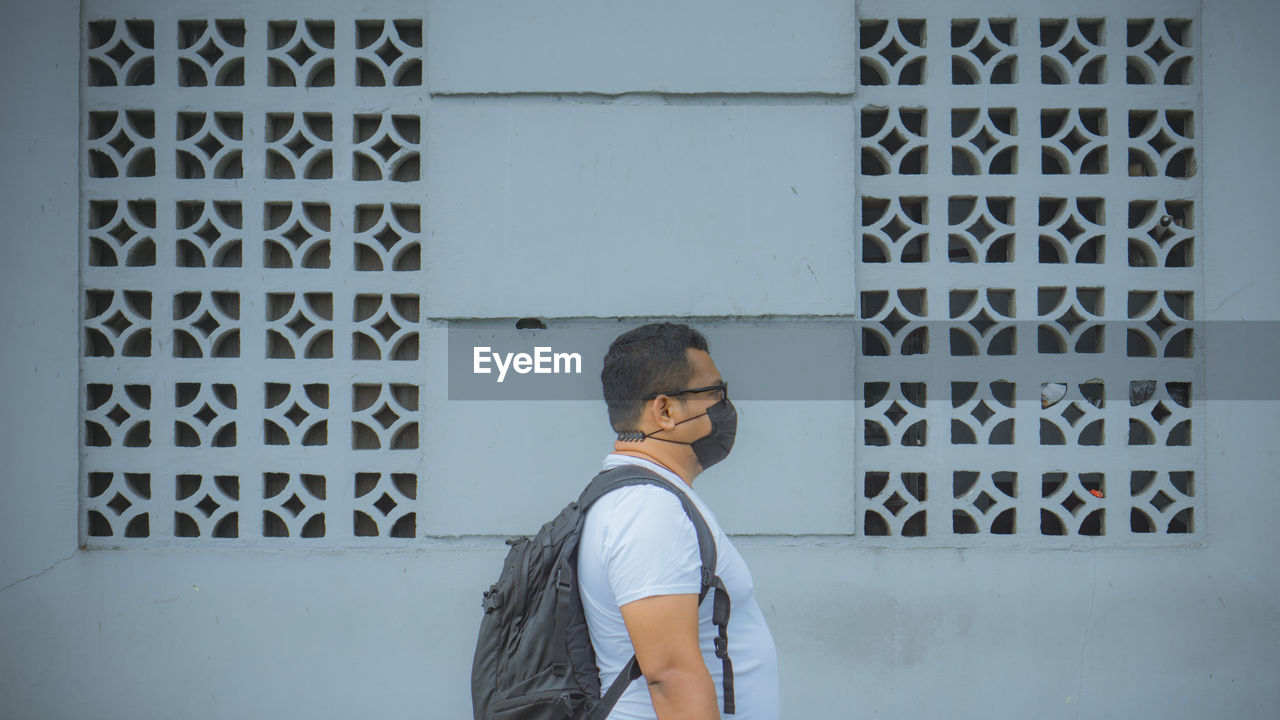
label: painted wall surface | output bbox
[2,1,1278,719]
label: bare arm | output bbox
[620,593,719,720]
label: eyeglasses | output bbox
[646,382,728,402]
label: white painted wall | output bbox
[2,1,1278,718]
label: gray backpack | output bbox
[471,465,735,719]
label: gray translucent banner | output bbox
[446,319,1280,401]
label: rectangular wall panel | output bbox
[428,0,856,94]
[427,99,855,318]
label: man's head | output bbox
[601,322,709,432]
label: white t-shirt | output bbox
[577,454,780,720]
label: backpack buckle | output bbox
[713,636,728,658]
[482,586,503,612]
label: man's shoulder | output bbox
[583,478,697,556]
[579,476,704,602]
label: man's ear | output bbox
[648,395,677,431]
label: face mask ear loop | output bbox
[616,410,709,444]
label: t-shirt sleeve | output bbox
[596,486,703,607]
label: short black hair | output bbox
[601,322,709,431]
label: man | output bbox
[577,322,779,720]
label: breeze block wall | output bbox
[1,1,1278,718]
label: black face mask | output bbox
[617,397,738,469]
[687,397,738,469]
